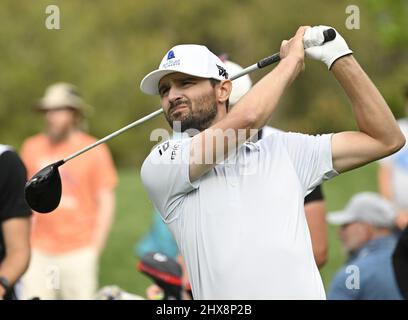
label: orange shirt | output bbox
[21,131,117,254]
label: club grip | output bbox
[256,28,336,69]
[323,28,336,43]
[257,53,280,69]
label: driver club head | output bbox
[24,160,64,213]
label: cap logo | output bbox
[217,64,228,79]
[153,252,168,262]
[167,50,175,60]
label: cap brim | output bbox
[140,69,181,95]
[140,68,221,95]
[327,211,356,225]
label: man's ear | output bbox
[217,80,232,105]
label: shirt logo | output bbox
[158,141,170,156]
[171,143,180,160]
[167,50,175,60]
[216,64,228,79]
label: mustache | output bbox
[168,99,191,113]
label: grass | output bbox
[99,162,379,297]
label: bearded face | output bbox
[164,92,218,132]
[44,108,80,143]
[159,74,219,133]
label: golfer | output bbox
[139,26,405,299]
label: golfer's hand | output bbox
[280,26,308,72]
[304,25,353,69]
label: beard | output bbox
[46,122,78,144]
[164,92,218,133]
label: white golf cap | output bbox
[224,60,252,105]
[37,82,87,112]
[327,192,397,228]
[140,44,229,95]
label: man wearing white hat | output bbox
[327,192,403,299]
[20,83,118,299]
[140,26,405,299]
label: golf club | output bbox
[25,28,336,213]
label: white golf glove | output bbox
[304,25,353,69]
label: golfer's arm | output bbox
[330,56,406,173]
[189,56,303,181]
[0,218,31,287]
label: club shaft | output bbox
[63,109,164,162]
[62,51,285,163]
[229,64,259,80]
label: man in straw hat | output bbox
[20,83,117,300]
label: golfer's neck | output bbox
[207,107,227,129]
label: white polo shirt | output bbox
[141,131,338,299]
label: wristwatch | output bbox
[0,276,10,292]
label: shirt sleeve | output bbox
[277,132,339,196]
[0,150,32,222]
[141,139,199,222]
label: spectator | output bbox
[327,192,403,300]
[0,145,32,300]
[20,83,118,299]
